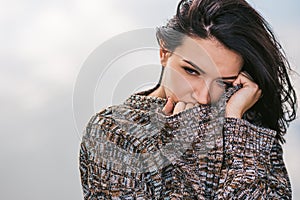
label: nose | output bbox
[192,81,211,104]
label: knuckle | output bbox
[251,83,259,90]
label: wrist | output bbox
[225,109,242,119]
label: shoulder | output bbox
[82,104,157,152]
[88,104,151,128]
[82,104,124,139]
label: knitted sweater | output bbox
[79,85,292,199]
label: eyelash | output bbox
[182,66,200,75]
[216,80,233,88]
[183,66,233,88]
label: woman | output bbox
[79,0,297,199]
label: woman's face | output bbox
[159,36,243,104]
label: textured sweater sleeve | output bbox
[215,117,292,199]
[79,112,152,199]
[166,108,292,199]
[266,138,292,199]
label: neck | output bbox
[147,85,166,99]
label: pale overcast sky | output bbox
[0,0,299,199]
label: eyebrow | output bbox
[183,59,206,74]
[182,59,238,80]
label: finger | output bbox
[240,71,254,82]
[232,75,242,86]
[173,101,186,115]
[233,72,254,87]
[185,103,194,110]
[162,97,175,115]
[258,89,263,99]
[257,89,263,99]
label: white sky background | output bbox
[0,0,299,199]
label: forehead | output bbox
[174,36,243,76]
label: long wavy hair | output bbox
[155,0,297,143]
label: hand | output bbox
[162,97,197,116]
[225,72,262,118]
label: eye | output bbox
[215,80,233,88]
[182,66,200,76]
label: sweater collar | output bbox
[123,84,167,111]
[122,84,215,122]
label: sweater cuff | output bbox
[223,117,276,159]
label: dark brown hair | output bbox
[156,0,297,143]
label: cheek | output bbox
[210,85,225,103]
[163,67,193,95]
